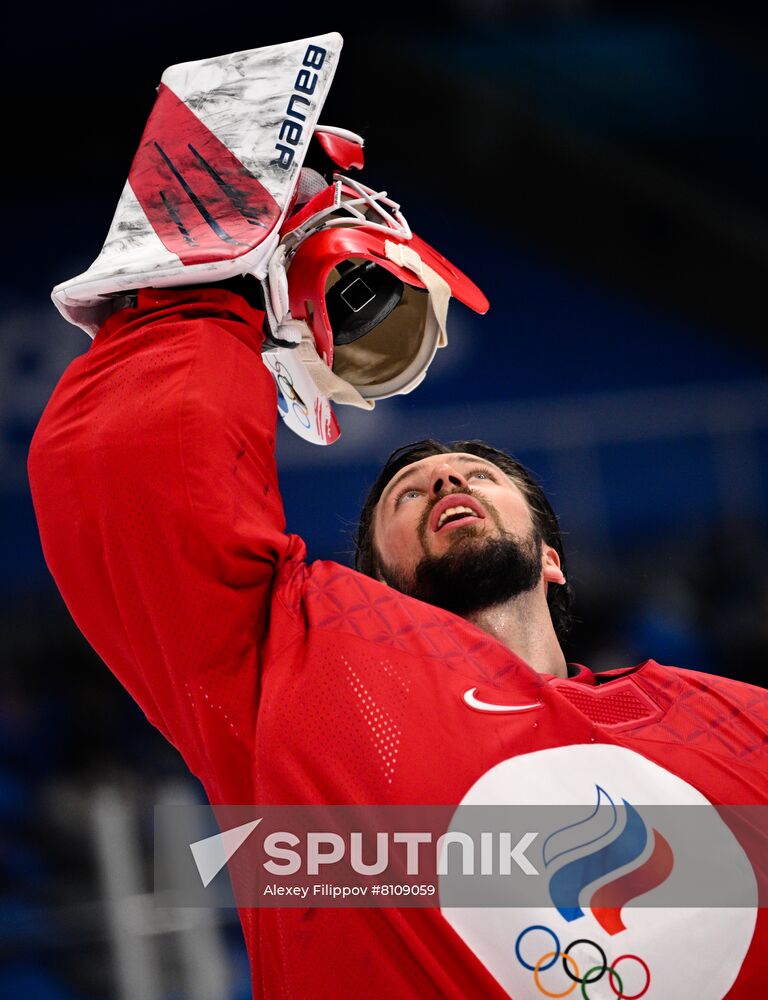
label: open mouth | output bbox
[430,493,486,534]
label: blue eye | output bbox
[394,487,421,505]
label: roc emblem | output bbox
[441,745,757,999]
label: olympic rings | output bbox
[563,939,607,985]
[611,955,651,999]
[514,925,650,998]
[534,951,579,997]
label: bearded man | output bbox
[28,34,768,1000]
[355,439,571,675]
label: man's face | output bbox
[372,452,564,614]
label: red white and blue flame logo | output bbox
[514,784,673,997]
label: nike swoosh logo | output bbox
[462,687,543,714]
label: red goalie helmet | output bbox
[263,168,489,443]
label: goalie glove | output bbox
[51,33,489,445]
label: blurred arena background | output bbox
[2,1,767,996]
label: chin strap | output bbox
[292,324,374,409]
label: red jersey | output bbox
[29,288,768,999]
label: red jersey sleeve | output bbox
[28,287,304,794]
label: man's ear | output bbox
[542,544,566,586]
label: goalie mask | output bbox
[50,33,489,445]
[262,168,489,443]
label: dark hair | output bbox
[354,439,574,640]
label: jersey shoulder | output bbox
[633,660,768,758]
[645,660,768,702]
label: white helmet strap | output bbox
[294,324,374,409]
[383,241,451,350]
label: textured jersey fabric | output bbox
[29,288,768,998]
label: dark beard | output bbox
[379,529,543,618]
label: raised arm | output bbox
[29,34,487,800]
[28,286,303,791]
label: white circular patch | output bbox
[440,745,757,999]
